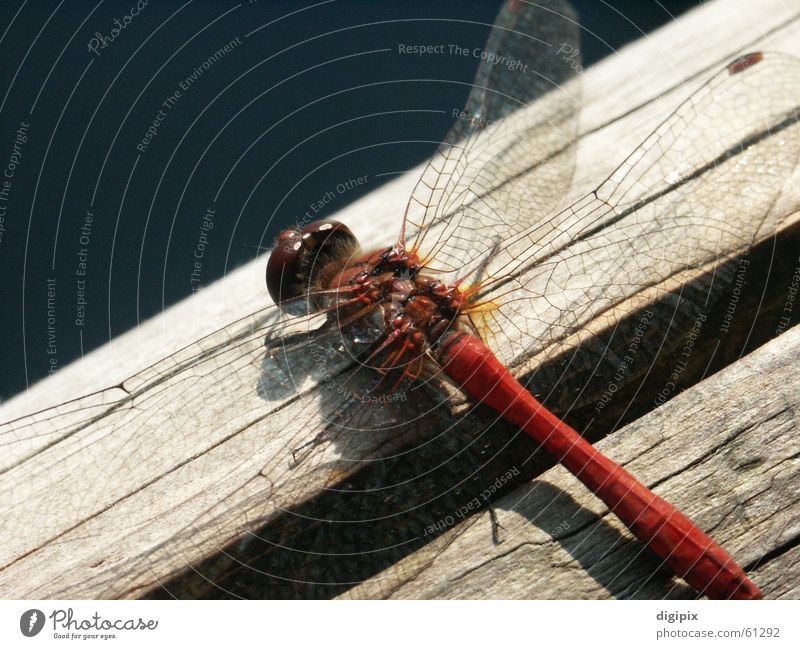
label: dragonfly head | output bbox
[267,220,360,312]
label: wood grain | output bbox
[1,0,799,599]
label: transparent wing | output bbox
[1,294,334,463]
[403,0,582,270]
[441,52,800,379]
[0,290,408,585]
[0,286,484,598]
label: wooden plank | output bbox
[340,324,800,599]
[752,546,800,600]
[1,0,799,598]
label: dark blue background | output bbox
[0,0,700,399]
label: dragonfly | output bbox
[2,0,799,599]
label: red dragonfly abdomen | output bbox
[439,332,762,600]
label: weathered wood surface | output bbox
[341,324,800,599]
[1,0,799,599]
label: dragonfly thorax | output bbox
[333,245,467,355]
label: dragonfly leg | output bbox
[290,426,336,467]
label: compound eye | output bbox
[299,219,353,237]
[266,220,358,310]
[266,228,304,305]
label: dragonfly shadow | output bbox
[255,325,426,468]
[144,387,539,598]
[256,329,345,403]
[508,480,696,599]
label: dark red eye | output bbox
[266,228,304,306]
[266,220,358,309]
